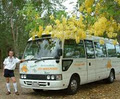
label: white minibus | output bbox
[19,34,120,94]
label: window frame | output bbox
[63,39,86,59]
[106,43,117,57]
[94,42,107,58]
[115,44,120,58]
[84,40,95,59]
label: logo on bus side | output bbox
[37,67,58,71]
[74,63,85,67]
[106,60,112,68]
[21,65,28,73]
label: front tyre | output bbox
[66,77,79,95]
[107,70,115,83]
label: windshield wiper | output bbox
[25,58,38,62]
[34,58,58,63]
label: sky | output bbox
[62,0,77,13]
[42,0,78,17]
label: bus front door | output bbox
[87,59,96,83]
[84,40,96,83]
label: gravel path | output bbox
[0,69,120,99]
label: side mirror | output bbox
[55,49,62,60]
[55,49,62,63]
[57,49,62,57]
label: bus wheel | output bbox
[33,89,42,92]
[107,70,115,83]
[66,76,79,95]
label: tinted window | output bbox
[94,42,107,57]
[64,40,85,58]
[106,43,116,57]
[116,45,120,57]
[85,40,95,58]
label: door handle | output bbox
[89,62,91,66]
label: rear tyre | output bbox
[66,76,79,95]
[107,70,115,83]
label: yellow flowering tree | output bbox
[78,0,120,44]
[30,0,120,44]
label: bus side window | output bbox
[64,40,76,58]
[116,45,120,58]
[64,40,85,58]
[94,42,107,57]
[84,40,95,58]
[75,40,85,58]
[106,43,116,57]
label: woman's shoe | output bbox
[6,91,11,95]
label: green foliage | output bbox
[18,0,66,33]
[18,2,43,33]
[54,10,67,20]
[77,0,120,42]
[0,0,66,64]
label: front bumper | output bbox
[19,79,67,90]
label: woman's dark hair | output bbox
[8,49,15,56]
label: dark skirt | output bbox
[4,69,15,77]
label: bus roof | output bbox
[28,34,119,44]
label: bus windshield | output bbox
[23,38,61,60]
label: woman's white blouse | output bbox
[3,57,20,70]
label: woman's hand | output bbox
[20,59,25,63]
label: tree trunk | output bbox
[0,49,2,69]
[10,17,19,57]
[10,0,19,57]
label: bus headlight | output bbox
[21,75,24,79]
[51,75,55,80]
[23,75,26,79]
[47,75,50,80]
[46,74,62,80]
[21,74,27,79]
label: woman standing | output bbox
[3,50,24,95]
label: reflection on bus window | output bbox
[106,43,116,57]
[64,40,85,58]
[116,45,120,57]
[94,42,107,57]
[24,38,61,59]
[23,41,40,59]
[85,40,95,58]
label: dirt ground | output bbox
[0,69,120,99]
